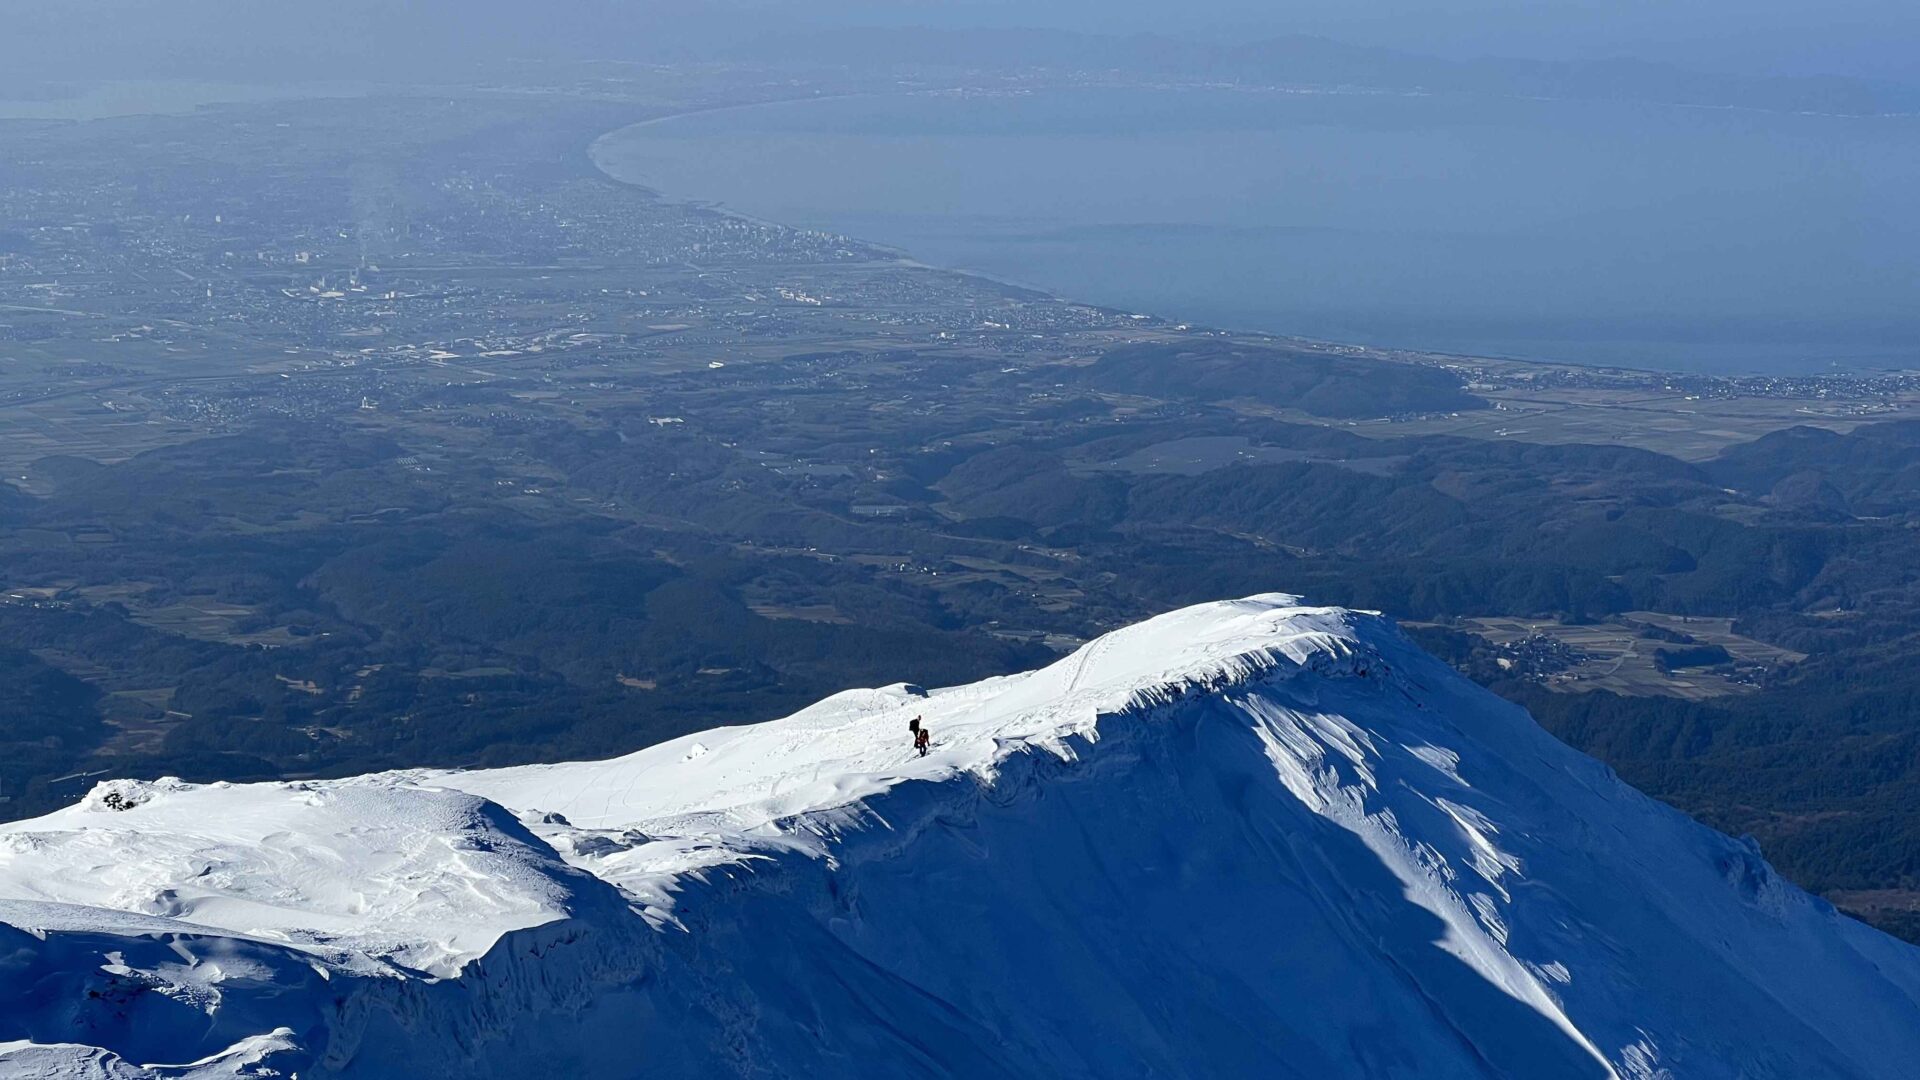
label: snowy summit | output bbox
[2,594,1918,1078]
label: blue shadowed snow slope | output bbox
[2,595,1917,1077]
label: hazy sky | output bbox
[1,0,1913,85]
[833,0,1920,79]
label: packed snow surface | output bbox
[3,594,1919,1078]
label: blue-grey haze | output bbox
[597,87,1920,373]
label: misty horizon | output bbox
[4,0,1920,89]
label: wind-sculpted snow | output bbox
[0,776,583,978]
[3,594,1918,1078]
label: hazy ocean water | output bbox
[596,87,1920,374]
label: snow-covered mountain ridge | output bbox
[3,594,1917,1078]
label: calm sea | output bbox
[595,87,1920,374]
